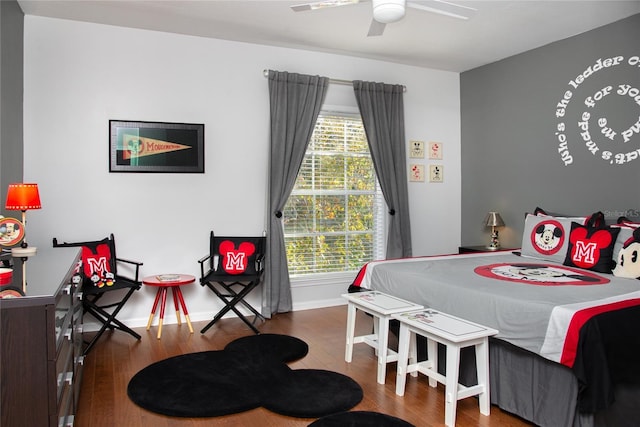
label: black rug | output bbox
[127,334,363,418]
[309,411,415,426]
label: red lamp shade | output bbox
[5,183,42,211]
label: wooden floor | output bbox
[76,305,532,427]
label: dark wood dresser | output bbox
[0,246,83,427]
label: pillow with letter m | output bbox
[216,239,258,275]
[81,238,116,288]
[563,221,620,273]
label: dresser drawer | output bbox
[54,284,74,353]
[57,375,74,427]
[56,341,74,404]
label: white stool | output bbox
[393,309,498,426]
[342,291,423,384]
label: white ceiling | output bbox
[16,0,640,72]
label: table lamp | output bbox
[5,183,41,257]
[484,211,505,250]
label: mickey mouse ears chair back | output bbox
[198,231,267,334]
[53,234,143,355]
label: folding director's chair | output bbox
[198,231,266,334]
[53,234,143,355]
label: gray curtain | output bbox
[353,80,412,259]
[263,70,329,318]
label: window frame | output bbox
[284,107,387,285]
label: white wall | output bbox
[23,16,460,329]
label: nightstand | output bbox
[458,245,517,254]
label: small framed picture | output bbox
[410,164,425,182]
[429,164,444,183]
[409,140,425,158]
[428,141,443,159]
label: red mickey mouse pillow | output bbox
[218,240,257,275]
[563,221,620,273]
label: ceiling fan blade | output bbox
[367,19,386,36]
[407,0,476,20]
[291,0,362,12]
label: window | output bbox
[283,112,386,277]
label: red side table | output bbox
[142,274,195,339]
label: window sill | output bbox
[290,271,358,288]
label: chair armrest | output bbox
[255,253,266,274]
[116,256,143,266]
[116,257,143,282]
[198,254,214,280]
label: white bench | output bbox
[342,291,423,384]
[393,309,498,426]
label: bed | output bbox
[349,211,640,427]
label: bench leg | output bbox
[476,339,491,416]
[377,316,390,384]
[395,323,411,396]
[444,344,461,427]
[345,303,356,362]
[409,332,418,378]
[427,338,438,387]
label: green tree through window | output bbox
[283,113,386,276]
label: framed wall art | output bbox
[109,120,204,173]
[428,141,443,159]
[409,140,425,158]
[429,164,444,182]
[409,164,425,182]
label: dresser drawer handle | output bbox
[59,414,74,427]
[57,371,73,388]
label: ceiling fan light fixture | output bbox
[372,0,406,24]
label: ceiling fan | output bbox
[291,0,477,37]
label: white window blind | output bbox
[283,113,386,276]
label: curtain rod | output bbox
[262,69,406,92]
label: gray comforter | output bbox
[353,251,640,361]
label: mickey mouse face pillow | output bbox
[521,213,588,264]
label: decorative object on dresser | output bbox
[52,234,144,355]
[484,211,505,249]
[4,182,41,257]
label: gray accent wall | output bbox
[0,0,24,213]
[461,13,640,249]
